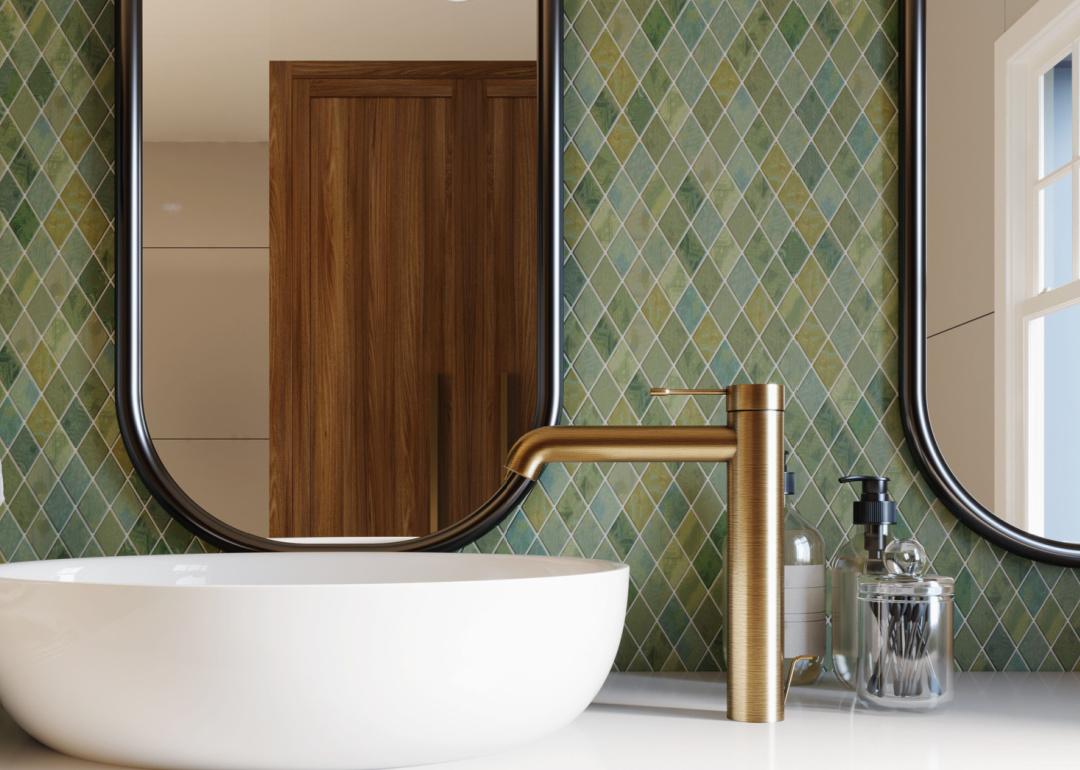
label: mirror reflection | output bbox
[926,0,1080,542]
[141,0,539,541]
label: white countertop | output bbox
[2,672,1077,769]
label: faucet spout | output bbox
[505,426,737,480]
[503,384,785,723]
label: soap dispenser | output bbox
[830,475,898,688]
[781,453,826,686]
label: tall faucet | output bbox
[504,384,785,723]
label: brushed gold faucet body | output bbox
[504,384,785,723]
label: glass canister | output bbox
[855,539,954,710]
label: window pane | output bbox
[1042,54,1073,176]
[1037,303,1080,541]
[1040,171,1073,290]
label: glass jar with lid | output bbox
[855,539,954,710]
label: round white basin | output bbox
[0,552,628,770]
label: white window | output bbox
[997,0,1080,540]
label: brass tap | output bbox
[504,383,785,723]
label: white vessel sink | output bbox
[0,552,628,770]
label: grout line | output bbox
[926,311,994,340]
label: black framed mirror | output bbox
[115,0,563,551]
[901,0,1080,566]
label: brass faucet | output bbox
[504,383,785,723]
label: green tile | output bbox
[796,86,826,132]
[1035,599,1067,644]
[626,87,656,134]
[813,2,844,46]
[25,55,52,103]
[779,4,809,49]
[1019,627,1050,670]
[25,3,53,48]
[1019,570,1051,615]
[1053,626,1080,670]
[744,4,774,48]
[10,199,39,246]
[642,3,672,49]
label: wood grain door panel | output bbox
[270,63,536,538]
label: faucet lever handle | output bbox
[649,387,728,397]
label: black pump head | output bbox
[838,475,897,525]
[784,450,795,496]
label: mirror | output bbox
[118,0,561,549]
[904,0,1080,563]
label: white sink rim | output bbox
[0,551,626,587]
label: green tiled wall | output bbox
[0,0,1077,673]
[0,0,211,559]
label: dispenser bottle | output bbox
[781,454,826,686]
[830,475,898,688]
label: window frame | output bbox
[996,3,1080,537]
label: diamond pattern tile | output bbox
[0,0,212,561]
[0,0,1076,674]
[466,0,1080,674]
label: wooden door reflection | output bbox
[269,62,537,538]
